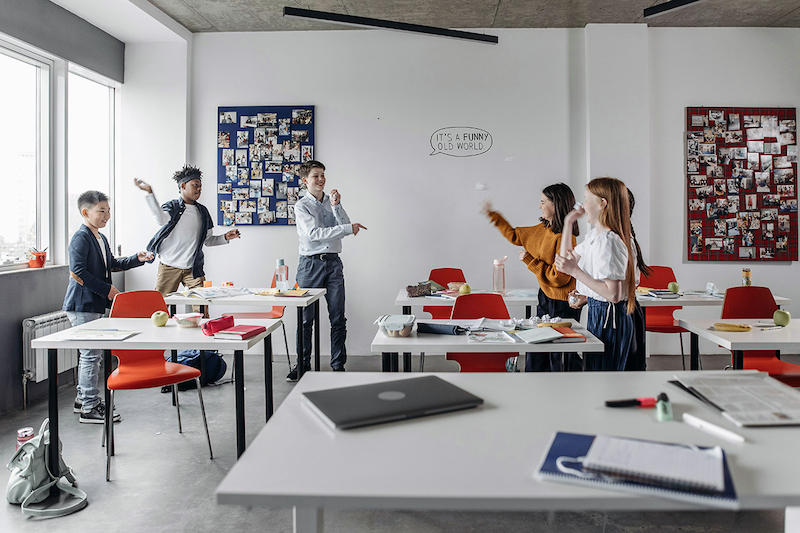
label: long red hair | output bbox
[587,177,636,314]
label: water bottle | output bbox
[276,259,290,291]
[493,256,507,296]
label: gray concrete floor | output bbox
[0,350,789,532]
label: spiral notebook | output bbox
[535,432,738,509]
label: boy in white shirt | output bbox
[135,165,240,296]
[290,160,367,381]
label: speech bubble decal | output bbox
[430,127,493,157]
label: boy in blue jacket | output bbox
[63,191,152,424]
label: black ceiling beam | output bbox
[283,6,498,44]
[644,0,709,18]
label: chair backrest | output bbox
[721,286,778,319]
[110,290,168,318]
[428,268,466,287]
[641,265,677,289]
[451,293,510,320]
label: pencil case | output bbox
[200,315,235,336]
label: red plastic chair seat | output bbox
[107,353,201,390]
[423,268,465,320]
[223,310,282,319]
[721,286,800,384]
[645,313,686,334]
[446,293,515,372]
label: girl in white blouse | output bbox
[555,177,636,371]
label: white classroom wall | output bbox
[114,24,800,359]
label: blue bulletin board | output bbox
[217,105,315,226]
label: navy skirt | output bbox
[585,298,634,372]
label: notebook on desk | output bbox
[302,375,484,430]
[535,432,738,509]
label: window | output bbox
[67,70,115,246]
[0,44,50,265]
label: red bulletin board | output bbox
[686,107,797,261]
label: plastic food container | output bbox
[173,313,203,328]
[374,315,416,337]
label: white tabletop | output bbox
[30,317,279,351]
[217,371,800,522]
[677,318,800,352]
[395,289,539,308]
[371,321,604,354]
[638,293,791,308]
[164,288,326,308]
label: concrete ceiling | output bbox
[144,0,800,33]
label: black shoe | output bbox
[332,367,346,372]
[74,399,115,413]
[79,403,121,424]
[286,364,312,382]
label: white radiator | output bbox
[22,311,78,390]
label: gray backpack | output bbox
[6,419,87,517]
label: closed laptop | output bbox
[302,375,484,429]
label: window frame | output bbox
[66,65,119,255]
[0,38,53,270]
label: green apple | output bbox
[151,310,169,327]
[459,283,471,295]
[774,309,791,327]
[667,281,680,293]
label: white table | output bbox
[31,316,279,481]
[396,288,539,316]
[637,293,790,308]
[637,293,790,367]
[371,320,604,372]
[165,288,326,379]
[216,371,800,533]
[678,318,800,370]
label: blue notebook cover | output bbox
[535,432,739,509]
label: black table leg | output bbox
[733,350,744,370]
[265,334,273,422]
[235,349,246,458]
[391,353,399,372]
[382,353,391,372]
[403,353,411,372]
[403,306,411,315]
[525,305,532,319]
[314,302,321,372]
[171,349,178,406]
[297,307,305,380]
[105,349,113,458]
[690,333,700,370]
[47,348,59,496]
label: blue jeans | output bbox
[585,298,634,371]
[295,255,347,370]
[66,311,104,411]
[526,290,583,372]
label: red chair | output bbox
[222,271,291,368]
[424,268,466,319]
[106,290,212,480]
[446,293,516,372]
[640,266,689,368]
[721,286,800,386]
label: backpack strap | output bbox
[20,480,87,518]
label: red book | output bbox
[551,326,586,343]
[214,324,267,340]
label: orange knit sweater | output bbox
[488,211,576,302]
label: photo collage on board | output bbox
[217,106,314,226]
[686,107,797,261]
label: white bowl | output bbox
[173,313,202,328]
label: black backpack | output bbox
[161,350,228,392]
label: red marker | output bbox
[605,397,657,408]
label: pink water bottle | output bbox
[275,259,290,291]
[493,256,507,296]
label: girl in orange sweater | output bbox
[481,183,581,371]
